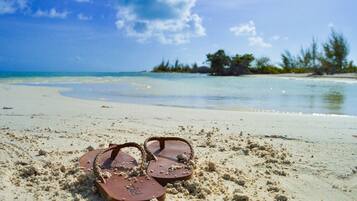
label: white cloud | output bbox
[0,0,27,14]
[248,36,272,48]
[115,0,206,45]
[34,8,68,19]
[77,13,91,20]
[115,20,125,29]
[230,20,272,48]
[230,21,256,36]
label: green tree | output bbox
[310,38,320,69]
[230,54,255,75]
[255,56,271,68]
[297,38,321,69]
[321,30,350,74]
[297,47,312,68]
[281,50,297,70]
[152,60,169,72]
[206,49,231,75]
[191,62,198,73]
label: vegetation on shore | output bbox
[152,60,198,73]
[152,30,357,76]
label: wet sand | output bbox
[0,83,356,201]
[251,73,357,83]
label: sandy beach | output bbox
[0,83,357,201]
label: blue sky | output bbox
[0,0,356,72]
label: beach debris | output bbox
[267,186,280,192]
[219,147,226,152]
[275,194,288,201]
[236,179,246,186]
[352,135,357,138]
[167,180,206,199]
[232,193,249,201]
[38,149,47,156]
[222,174,246,186]
[15,161,29,166]
[272,170,287,176]
[206,161,216,172]
[19,165,39,178]
[60,165,66,173]
[182,180,205,198]
[86,146,94,151]
[242,149,249,155]
[2,106,13,110]
[101,105,110,108]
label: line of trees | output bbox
[280,30,354,75]
[152,30,356,76]
[152,59,212,73]
[152,60,195,73]
[206,50,255,76]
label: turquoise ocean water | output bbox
[1,72,357,116]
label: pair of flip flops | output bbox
[79,137,194,201]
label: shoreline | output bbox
[0,83,357,200]
[2,74,357,117]
[248,73,357,83]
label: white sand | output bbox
[0,83,356,201]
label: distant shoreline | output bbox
[151,71,357,81]
[249,73,357,82]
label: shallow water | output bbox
[1,72,357,116]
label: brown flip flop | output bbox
[144,137,194,185]
[79,144,137,172]
[93,143,166,201]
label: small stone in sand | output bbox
[275,194,288,201]
[242,149,249,155]
[20,166,38,177]
[2,107,13,110]
[38,149,47,156]
[86,146,94,151]
[267,186,280,192]
[232,194,249,201]
[207,162,216,172]
[60,165,66,173]
[236,179,245,186]
[15,161,29,166]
